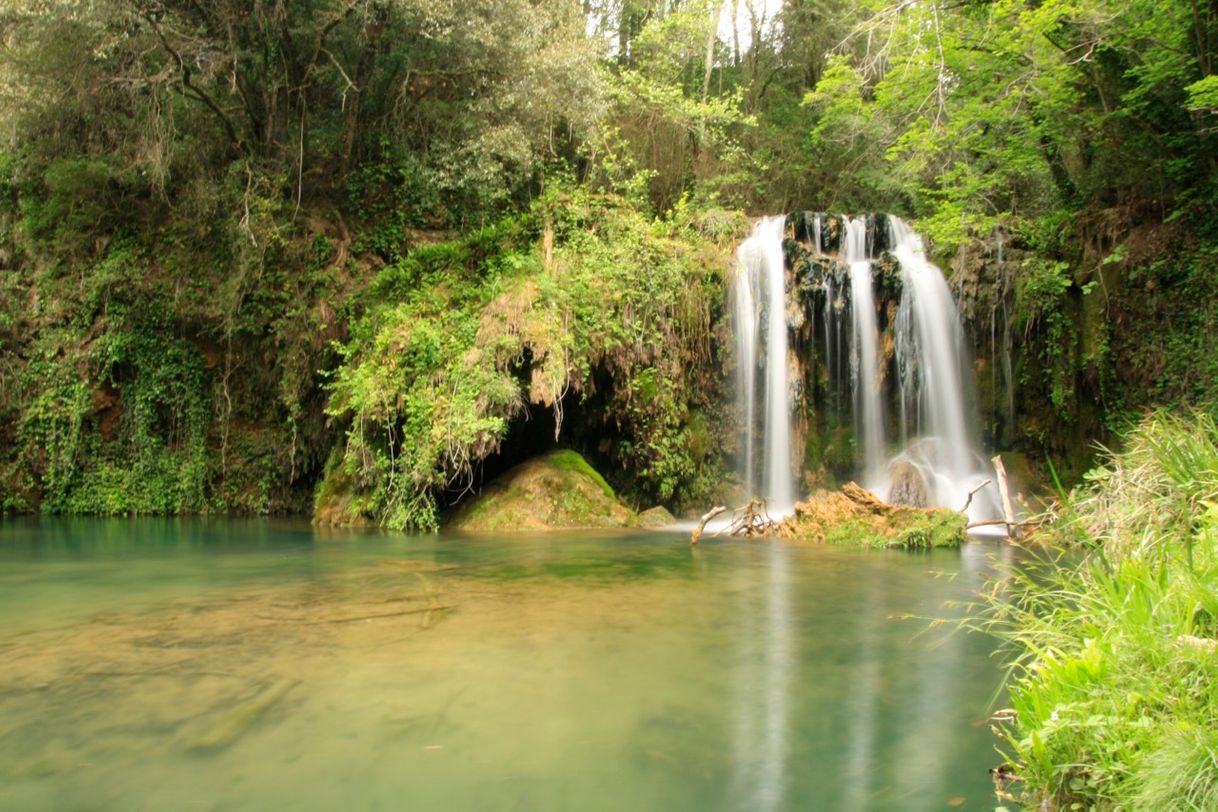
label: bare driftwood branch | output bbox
[690,498,785,544]
[718,498,782,538]
[965,518,1039,534]
[960,478,992,513]
[965,518,1012,530]
[690,505,726,545]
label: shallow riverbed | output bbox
[0,519,1014,811]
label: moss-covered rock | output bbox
[446,450,635,532]
[782,484,966,549]
[638,505,676,528]
[312,449,375,528]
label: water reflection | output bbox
[732,542,794,810]
[841,567,882,810]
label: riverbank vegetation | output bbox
[986,412,1218,809]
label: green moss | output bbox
[823,510,965,549]
[547,449,615,499]
[447,451,634,532]
[789,490,966,550]
[892,509,967,549]
[313,447,374,527]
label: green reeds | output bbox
[984,412,1218,810]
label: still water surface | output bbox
[0,519,1013,811]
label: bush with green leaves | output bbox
[323,188,744,530]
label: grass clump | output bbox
[984,411,1218,810]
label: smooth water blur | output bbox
[0,519,1014,811]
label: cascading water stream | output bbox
[733,254,759,497]
[889,217,999,521]
[734,216,795,513]
[845,218,886,487]
[733,212,1002,525]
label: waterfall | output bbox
[734,216,795,512]
[846,218,886,486]
[733,252,759,497]
[732,212,1001,524]
[888,217,999,521]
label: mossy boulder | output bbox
[638,506,676,528]
[782,483,966,549]
[313,449,375,528]
[447,450,635,532]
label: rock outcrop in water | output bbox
[446,450,635,532]
[781,483,965,549]
[886,460,929,508]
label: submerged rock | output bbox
[447,450,634,532]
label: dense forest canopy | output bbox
[8,0,1213,232]
[1,0,1216,523]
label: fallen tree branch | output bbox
[965,519,1011,530]
[965,518,1038,534]
[960,479,992,513]
[718,498,782,538]
[690,505,727,545]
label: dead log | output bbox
[692,499,783,542]
[721,498,781,537]
[991,455,1020,540]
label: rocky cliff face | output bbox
[950,227,1025,452]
